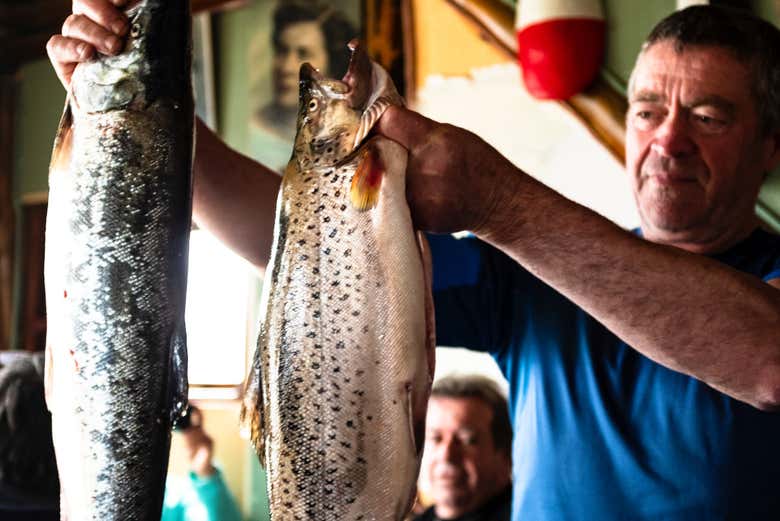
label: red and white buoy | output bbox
[516,0,606,100]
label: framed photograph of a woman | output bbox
[248,1,360,172]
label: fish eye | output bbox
[308,99,318,112]
[130,23,141,38]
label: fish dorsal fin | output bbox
[49,95,74,179]
[352,63,404,149]
[349,145,383,211]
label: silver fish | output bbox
[242,41,436,520]
[43,1,193,519]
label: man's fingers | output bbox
[72,0,129,38]
[61,13,123,56]
[46,35,93,87]
[375,105,438,151]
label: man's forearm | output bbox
[476,166,780,410]
[192,119,281,271]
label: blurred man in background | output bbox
[416,375,512,521]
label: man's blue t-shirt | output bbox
[429,229,780,521]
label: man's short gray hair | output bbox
[627,5,780,136]
[431,374,512,455]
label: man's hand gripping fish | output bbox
[242,40,435,520]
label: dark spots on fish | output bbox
[343,249,352,257]
[333,307,340,314]
[340,441,352,449]
[314,204,325,213]
[347,226,357,235]
[304,176,313,183]
[355,274,362,280]
[323,247,331,255]
[338,294,348,301]
[335,341,345,349]
[307,224,315,230]
[333,367,341,374]
[299,254,309,261]
[323,216,331,223]
[331,281,340,287]
[328,228,337,238]
[312,291,320,299]
[367,415,373,421]
[323,169,333,177]
[298,239,307,246]
[334,190,341,197]
[312,267,319,275]
[306,331,316,338]
[295,201,302,208]
[340,204,347,211]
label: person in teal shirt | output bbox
[162,406,242,521]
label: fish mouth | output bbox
[298,39,371,108]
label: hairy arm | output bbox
[377,106,780,410]
[192,120,280,272]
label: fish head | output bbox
[292,40,402,170]
[71,0,191,113]
[292,62,361,170]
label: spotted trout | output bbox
[43,1,192,519]
[242,41,435,520]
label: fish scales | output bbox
[44,1,193,519]
[243,43,434,521]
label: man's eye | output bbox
[692,113,727,133]
[629,108,661,130]
[459,433,477,445]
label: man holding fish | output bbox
[48,2,780,520]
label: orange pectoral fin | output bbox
[349,146,384,211]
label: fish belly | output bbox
[44,106,191,520]
[252,138,431,520]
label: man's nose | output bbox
[651,110,696,158]
[439,439,461,462]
